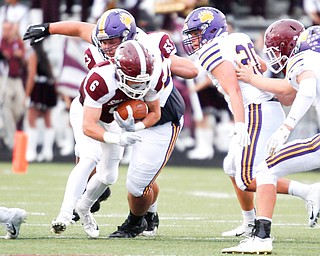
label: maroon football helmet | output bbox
[114,40,154,99]
[263,19,305,74]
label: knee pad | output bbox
[97,169,118,185]
[96,163,119,186]
[223,153,236,177]
[256,161,277,186]
[126,178,144,197]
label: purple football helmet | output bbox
[182,7,227,55]
[93,9,137,59]
[294,25,320,55]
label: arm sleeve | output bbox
[284,77,317,128]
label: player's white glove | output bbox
[233,122,251,147]
[103,131,141,146]
[113,106,135,132]
[266,125,291,155]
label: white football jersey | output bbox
[197,32,274,111]
[286,49,320,114]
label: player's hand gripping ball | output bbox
[116,99,148,121]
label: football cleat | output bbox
[109,217,147,238]
[75,203,99,238]
[221,236,273,254]
[305,183,320,227]
[2,208,27,239]
[222,222,254,237]
[141,212,159,237]
[51,213,73,235]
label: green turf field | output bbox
[0,162,319,255]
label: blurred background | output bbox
[0,0,319,167]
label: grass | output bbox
[0,162,319,255]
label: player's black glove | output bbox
[23,23,50,45]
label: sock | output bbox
[147,200,158,213]
[242,208,256,224]
[128,211,144,225]
[254,218,272,239]
[288,181,311,200]
[79,175,108,212]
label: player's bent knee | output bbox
[256,162,277,186]
[256,171,277,186]
[223,155,236,177]
[98,170,118,186]
[234,177,248,191]
[126,182,144,197]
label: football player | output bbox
[223,23,320,254]
[23,8,197,238]
[182,8,320,244]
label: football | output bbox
[116,99,148,120]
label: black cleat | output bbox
[141,212,159,237]
[98,186,111,202]
[109,217,147,238]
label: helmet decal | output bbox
[120,12,133,30]
[199,10,214,23]
[297,30,309,43]
[294,26,320,54]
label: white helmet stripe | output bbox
[131,40,147,75]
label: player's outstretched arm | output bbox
[23,21,95,45]
[170,55,199,79]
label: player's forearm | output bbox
[142,101,161,128]
[250,75,293,96]
[170,55,199,79]
[229,90,245,123]
[82,122,105,142]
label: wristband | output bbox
[43,23,50,36]
[134,122,145,131]
[103,132,120,144]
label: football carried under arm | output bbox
[114,98,161,131]
[114,99,149,132]
[82,105,141,146]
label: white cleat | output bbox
[305,183,320,227]
[221,236,273,254]
[222,222,254,237]
[2,208,27,239]
[51,213,73,235]
[75,204,99,238]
